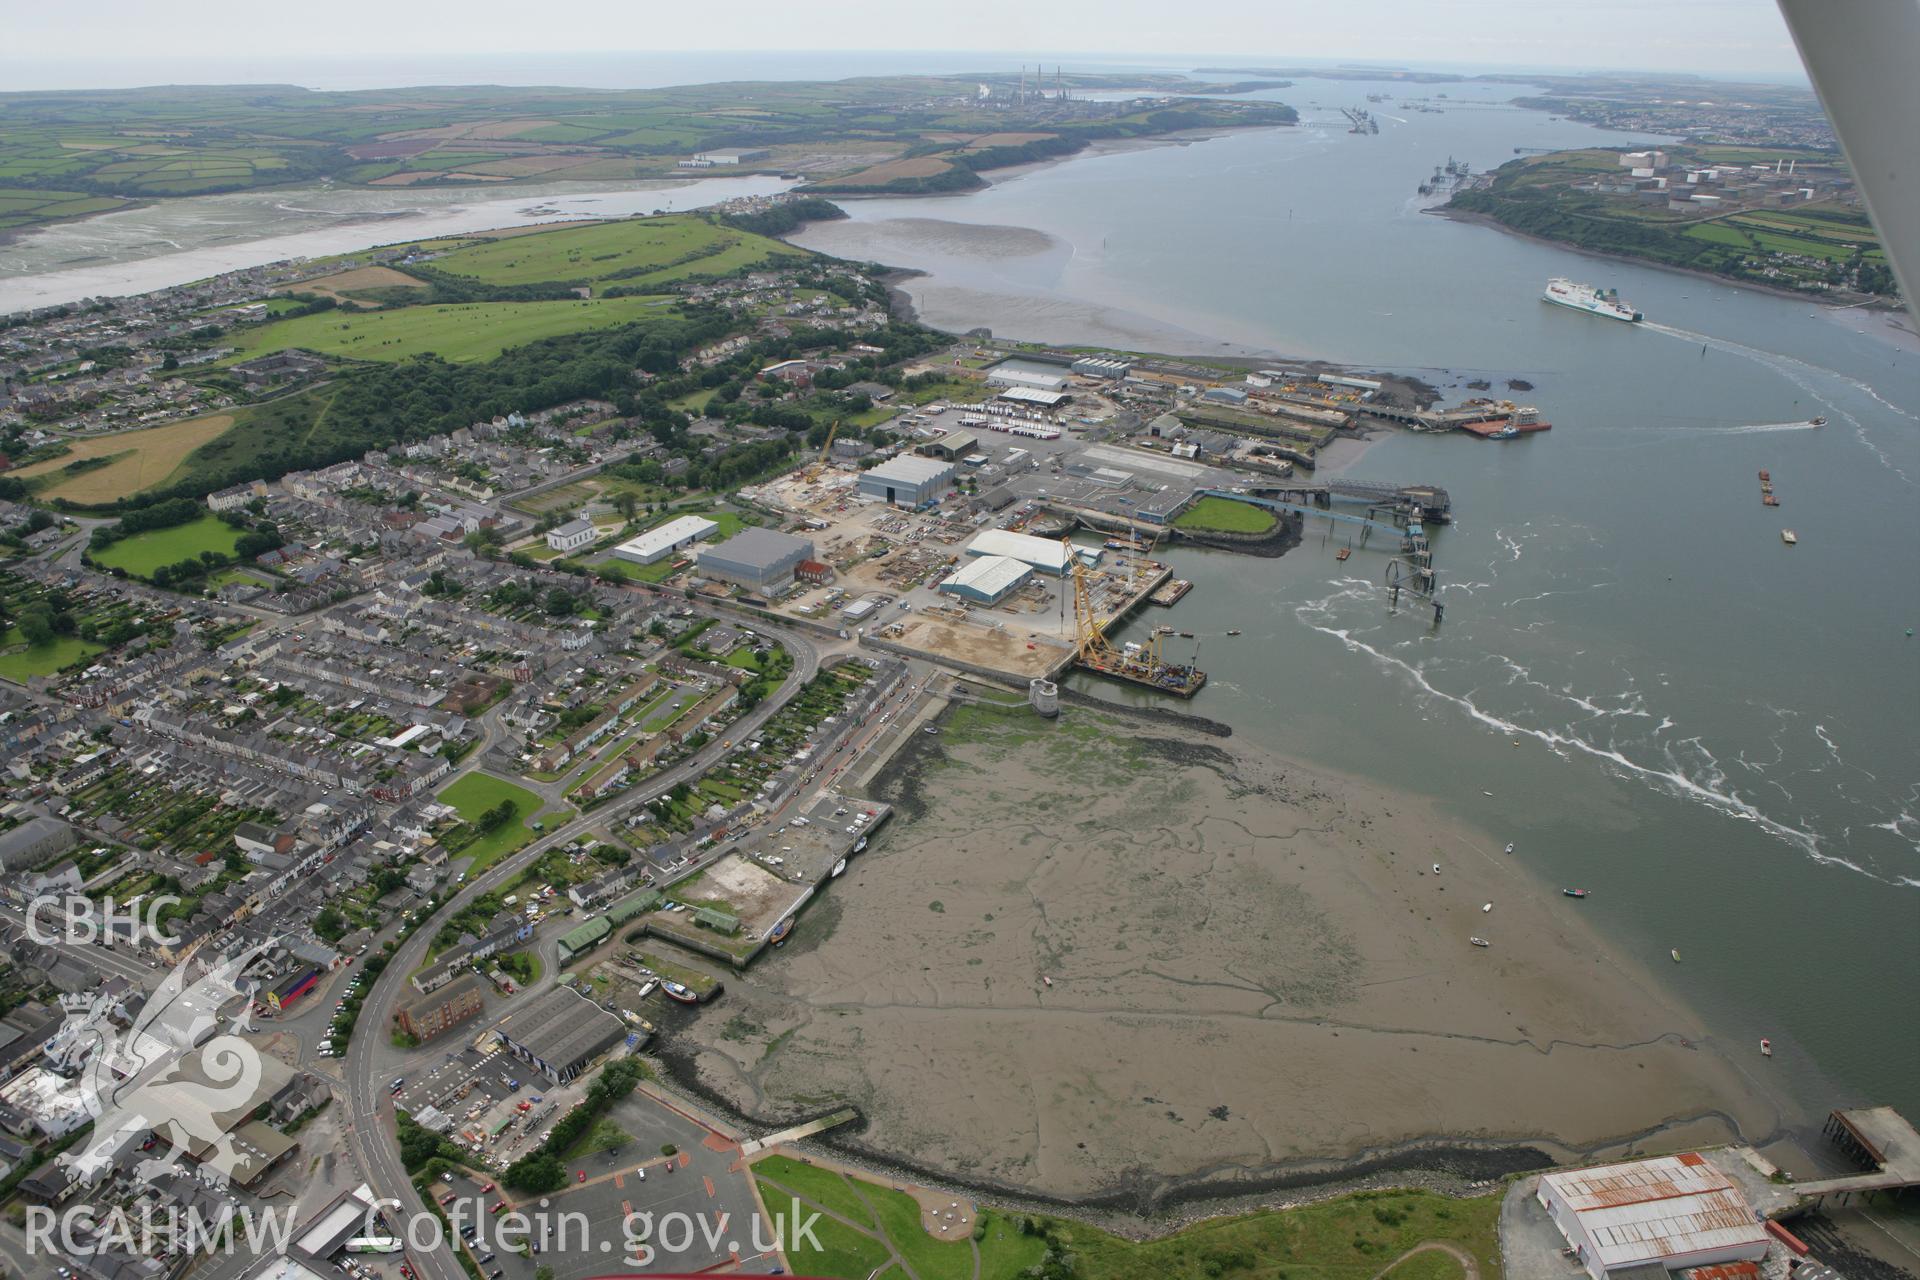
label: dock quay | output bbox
[1149,577,1193,607]
[1221,479,1453,526]
[1357,399,1550,438]
[1796,1106,1920,1205]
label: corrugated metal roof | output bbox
[941,554,1031,599]
[1684,1262,1761,1280]
[967,528,1071,571]
[1544,1155,1769,1269]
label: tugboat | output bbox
[661,981,700,1005]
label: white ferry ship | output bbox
[1542,277,1642,322]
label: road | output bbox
[341,620,822,1280]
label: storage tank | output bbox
[1028,678,1059,718]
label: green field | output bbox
[1174,495,1278,534]
[0,186,135,232]
[437,772,548,872]
[226,296,680,364]
[753,1155,1499,1280]
[90,516,245,578]
[755,1156,1037,1280]
[1451,144,1892,296]
[0,80,1289,235]
[0,629,105,683]
[428,215,806,290]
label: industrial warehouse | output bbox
[492,985,627,1085]
[1536,1154,1772,1280]
[938,553,1032,605]
[857,454,956,508]
[612,513,718,564]
[695,526,816,592]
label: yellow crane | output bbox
[1063,534,1205,695]
[803,419,841,483]
[1065,536,1163,672]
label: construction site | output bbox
[724,348,1455,692]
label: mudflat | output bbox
[681,700,1778,1199]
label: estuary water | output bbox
[790,77,1920,1130]
[0,173,793,313]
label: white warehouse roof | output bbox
[940,554,1031,599]
[613,515,717,562]
[1540,1154,1768,1273]
[966,528,1093,573]
[997,386,1068,406]
[864,455,955,485]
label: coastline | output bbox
[665,697,1790,1207]
[808,123,1293,204]
[1426,203,1903,311]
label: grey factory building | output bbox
[695,527,816,593]
[856,455,956,509]
[492,985,627,1085]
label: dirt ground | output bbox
[696,853,791,926]
[13,413,235,503]
[884,614,1068,677]
[287,265,428,302]
[674,702,1782,1201]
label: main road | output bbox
[340,619,822,1280]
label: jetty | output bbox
[1796,1107,1920,1205]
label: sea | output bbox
[2,62,1914,1135]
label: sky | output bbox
[3,0,1809,88]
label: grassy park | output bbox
[753,1152,1502,1280]
[437,772,548,872]
[89,515,245,578]
[0,630,104,683]
[427,214,807,290]
[1174,495,1278,534]
[226,295,680,364]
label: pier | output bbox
[1796,1107,1920,1205]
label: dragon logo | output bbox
[58,937,278,1188]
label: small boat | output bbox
[1809,416,1826,427]
[852,836,868,853]
[1670,949,1682,963]
[1481,902,1492,913]
[768,917,794,945]
[1469,937,1490,948]
[1153,624,1175,636]
[1781,529,1798,545]
[1482,790,1494,797]
[1562,888,1588,898]
[1760,1038,1773,1057]
[830,858,847,878]
[1336,547,1351,561]
[1758,469,1771,481]
[1504,843,1514,854]
[661,981,700,1004]
[1178,631,1195,639]
[1763,495,1779,507]
[1041,975,1053,987]
[1225,629,1242,636]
